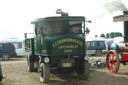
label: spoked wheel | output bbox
[106,50,120,73]
[39,63,50,83]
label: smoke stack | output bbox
[123,11,128,15]
[123,11,128,42]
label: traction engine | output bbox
[106,11,128,73]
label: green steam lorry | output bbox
[25,9,90,83]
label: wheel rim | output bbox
[40,64,44,81]
[2,54,9,60]
[106,50,119,73]
[39,63,50,83]
[40,64,43,78]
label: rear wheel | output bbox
[106,50,120,73]
[95,50,102,56]
[77,60,90,80]
[2,53,10,61]
[39,63,50,83]
[27,54,34,72]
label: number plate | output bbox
[62,63,72,67]
[60,59,75,67]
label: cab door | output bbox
[34,23,42,55]
[34,36,41,55]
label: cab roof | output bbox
[31,16,85,24]
[113,15,128,22]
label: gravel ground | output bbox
[0,55,128,85]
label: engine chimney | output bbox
[123,11,128,42]
[123,11,128,15]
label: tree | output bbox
[117,32,122,37]
[95,35,98,38]
[114,32,118,37]
[106,33,109,38]
[109,32,122,38]
[98,32,123,39]
[110,32,114,38]
[100,33,105,38]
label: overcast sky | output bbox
[0,0,128,40]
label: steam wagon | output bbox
[25,9,90,83]
[106,11,128,73]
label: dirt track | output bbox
[0,55,128,85]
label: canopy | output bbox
[113,15,128,22]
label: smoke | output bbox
[104,0,127,14]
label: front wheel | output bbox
[77,60,90,80]
[39,63,50,83]
[106,50,120,73]
[27,55,34,72]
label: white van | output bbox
[3,38,24,56]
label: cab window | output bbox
[69,21,84,34]
[35,23,42,36]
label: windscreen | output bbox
[42,20,65,35]
[38,20,85,35]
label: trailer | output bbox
[106,11,128,73]
[25,9,90,83]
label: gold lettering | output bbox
[52,38,83,47]
[58,45,78,49]
[64,49,72,52]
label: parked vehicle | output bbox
[86,39,108,56]
[0,43,17,60]
[0,64,3,81]
[25,9,90,83]
[3,39,24,56]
